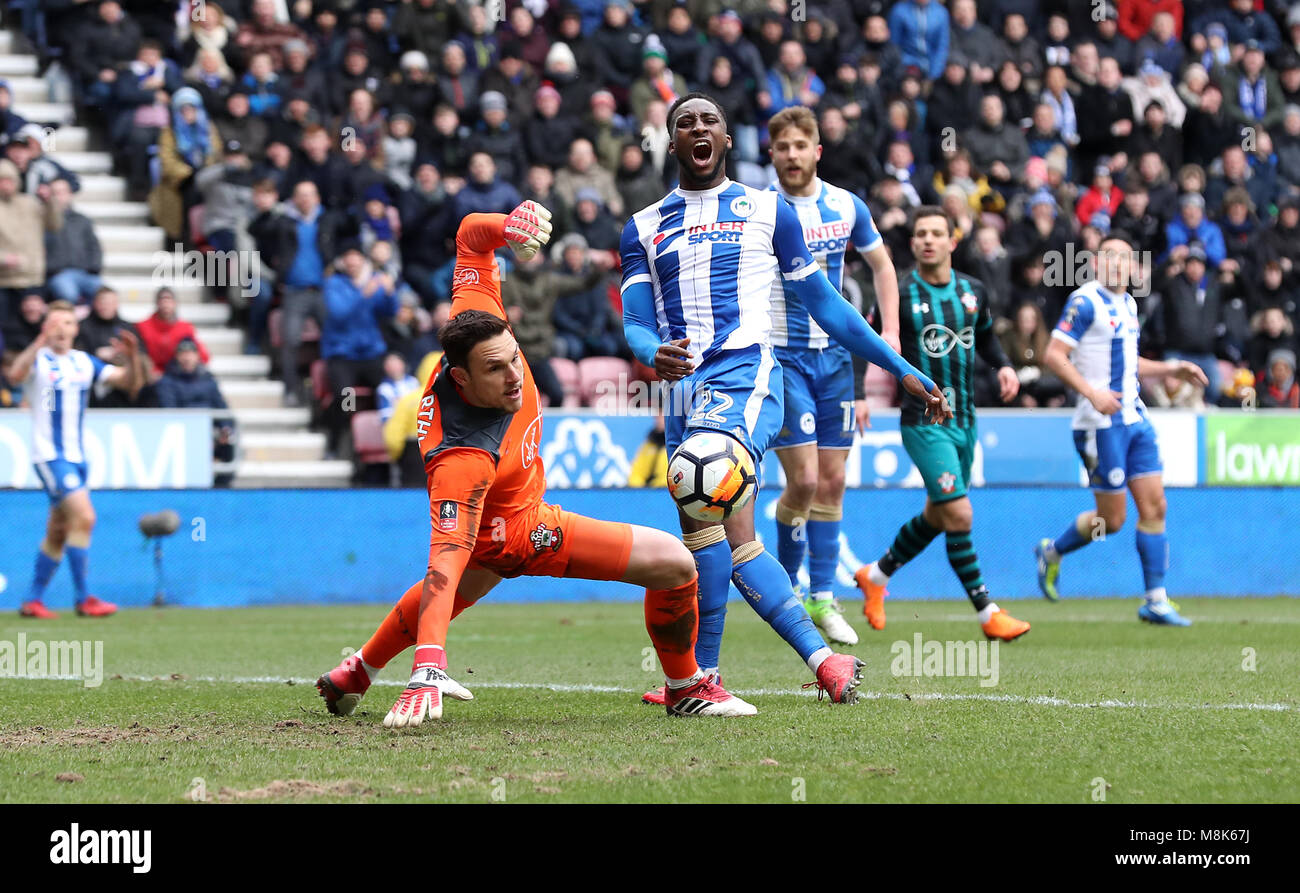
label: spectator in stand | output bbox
[1,291,46,354]
[582,91,634,174]
[137,286,209,377]
[1219,40,1285,132]
[381,289,437,370]
[451,151,522,219]
[949,0,999,84]
[321,243,396,457]
[1143,368,1207,409]
[43,179,102,306]
[1093,4,1136,74]
[816,106,876,199]
[392,51,438,126]
[524,85,578,173]
[554,139,624,218]
[435,41,480,120]
[999,14,1042,86]
[479,41,538,132]
[1136,11,1186,77]
[571,188,622,253]
[761,40,826,122]
[629,40,686,134]
[1125,58,1187,130]
[397,160,457,310]
[240,51,283,120]
[1159,242,1224,397]
[592,0,647,106]
[1259,348,1300,407]
[928,53,982,157]
[393,0,454,63]
[1119,1,1183,43]
[1165,192,1228,267]
[155,338,235,471]
[196,139,256,255]
[615,142,663,219]
[382,112,419,193]
[377,351,420,425]
[1000,301,1067,408]
[522,163,573,241]
[501,247,587,406]
[550,233,623,361]
[962,93,1030,199]
[888,0,949,83]
[150,87,221,243]
[501,7,549,75]
[217,88,268,160]
[233,0,306,71]
[1248,305,1297,379]
[695,10,768,101]
[542,39,595,120]
[969,225,1013,320]
[250,179,353,405]
[703,55,761,170]
[1114,179,1167,257]
[0,159,61,322]
[1191,0,1283,57]
[1076,161,1125,228]
[1078,56,1135,176]
[466,92,527,186]
[69,0,142,107]
[186,45,235,112]
[660,3,706,85]
[1207,145,1277,218]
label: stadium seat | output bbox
[549,356,581,408]
[578,356,632,408]
[351,410,390,465]
[187,203,208,252]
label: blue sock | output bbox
[29,550,60,601]
[775,514,805,588]
[807,518,840,594]
[1052,520,1090,557]
[1135,530,1168,594]
[690,538,732,673]
[732,547,827,666]
[65,546,90,604]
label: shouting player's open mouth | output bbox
[690,138,714,172]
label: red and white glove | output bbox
[503,200,553,261]
[382,645,474,729]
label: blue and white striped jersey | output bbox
[619,178,818,365]
[1052,280,1145,430]
[26,348,113,463]
[768,178,882,349]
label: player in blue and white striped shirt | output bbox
[1034,235,1206,626]
[622,94,949,710]
[765,106,902,646]
[10,301,143,618]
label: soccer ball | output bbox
[667,432,758,522]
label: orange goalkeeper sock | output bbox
[645,575,701,682]
[361,579,481,668]
[360,580,423,668]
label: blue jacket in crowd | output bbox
[322,273,396,361]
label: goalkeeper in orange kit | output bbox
[315,203,758,725]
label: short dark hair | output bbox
[911,205,952,236]
[438,310,511,371]
[667,92,728,132]
[1099,231,1135,252]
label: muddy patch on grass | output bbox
[214,779,374,801]
[0,722,196,747]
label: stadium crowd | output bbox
[2,0,1300,473]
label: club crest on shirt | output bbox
[960,291,978,314]
[530,522,563,553]
[438,500,458,532]
[729,195,756,218]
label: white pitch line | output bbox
[11,673,1296,712]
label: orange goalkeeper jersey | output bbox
[415,213,546,552]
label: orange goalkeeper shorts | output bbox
[469,502,634,582]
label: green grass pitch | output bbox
[2,597,1297,803]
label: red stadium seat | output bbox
[549,356,581,408]
[351,410,390,464]
[579,356,632,408]
[310,359,330,405]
